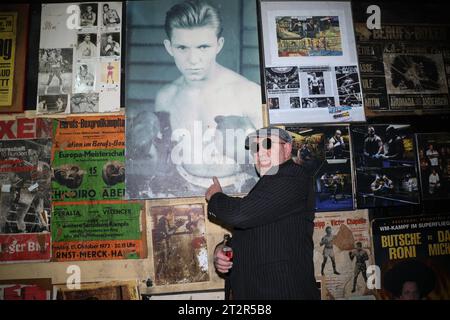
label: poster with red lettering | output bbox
[0,118,52,263]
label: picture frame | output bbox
[259,0,366,124]
[415,132,450,200]
[350,124,420,208]
[0,4,29,113]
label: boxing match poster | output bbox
[51,115,146,261]
[355,23,450,115]
[351,124,420,208]
[313,210,375,300]
[284,125,355,211]
[372,214,450,300]
[416,132,450,200]
[0,118,52,263]
[37,2,122,115]
[260,1,365,124]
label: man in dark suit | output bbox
[206,127,320,300]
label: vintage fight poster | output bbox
[125,0,263,199]
[351,124,420,208]
[150,204,209,286]
[51,116,125,202]
[313,210,375,299]
[284,125,354,211]
[355,23,450,115]
[51,115,145,261]
[0,5,28,113]
[0,118,52,263]
[260,1,365,124]
[372,214,450,299]
[38,2,122,114]
[51,202,145,261]
[416,133,450,200]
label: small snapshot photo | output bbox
[268,97,280,109]
[38,48,72,95]
[79,3,98,27]
[100,32,121,57]
[307,71,325,95]
[76,33,98,59]
[37,94,68,114]
[302,97,335,108]
[75,62,95,93]
[265,67,300,91]
[100,61,119,85]
[101,2,122,28]
[290,96,301,109]
[71,93,99,113]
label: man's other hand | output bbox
[205,176,222,202]
[214,244,232,274]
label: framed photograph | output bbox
[284,125,354,211]
[0,4,29,113]
[416,132,450,200]
[259,1,365,124]
[125,0,264,199]
[351,124,420,208]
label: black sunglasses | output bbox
[247,137,285,153]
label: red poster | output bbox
[0,233,51,262]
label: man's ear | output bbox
[284,143,293,159]
[216,37,225,54]
[163,39,174,57]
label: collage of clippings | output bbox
[0,118,52,263]
[355,23,450,114]
[285,125,354,211]
[416,133,450,200]
[37,2,121,115]
[351,124,420,208]
[260,2,365,124]
[313,210,374,300]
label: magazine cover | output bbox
[372,214,450,299]
[285,125,354,211]
[351,124,420,208]
[260,1,365,124]
[0,118,52,263]
[416,133,450,200]
[125,0,263,199]
[313,210,375,299]
[37,2,122,114]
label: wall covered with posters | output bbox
[0,0,450,301]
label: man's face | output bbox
[399,281,421,300]
[107,35,113,43]
[251,135,291,176]
[164,26,224,82]
[103,5,109,13]
[84,35,90,43]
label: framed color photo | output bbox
[259,1,365,124]
[351,124,420,208]
[416,132,450,200]
[0,4,29,113]
[284,125,355,211]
